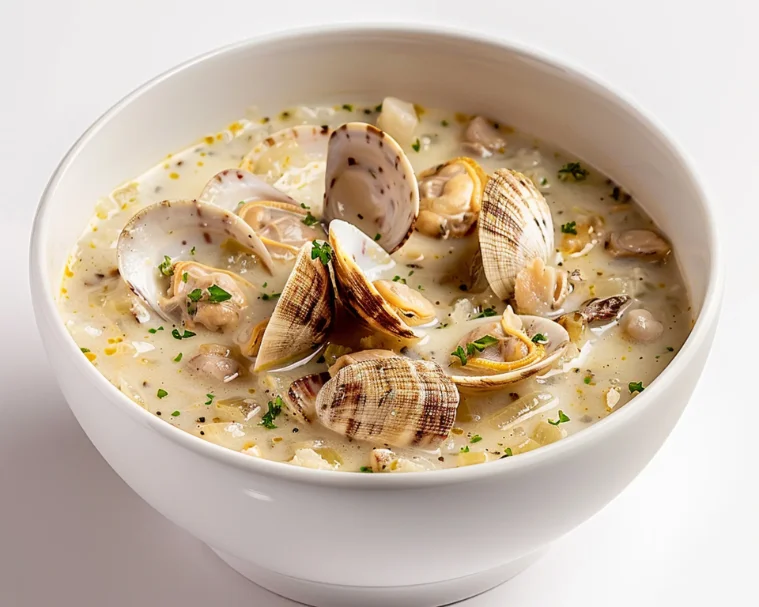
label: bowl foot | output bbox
[210,546,547,606]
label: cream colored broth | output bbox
[58,101,691,472]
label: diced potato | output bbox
[513,438,541,454]
[376,97,418,144]
[531,421,567,446]
[242,445,262,457]
[198,422,256,451]
[314,447,343,467]
[457,451,492,467]
[289,448,337,470]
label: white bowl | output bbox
[29,25,722,607]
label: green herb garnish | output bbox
[392,275,407,285]
[171,410,180,417]
[548,410,570,426]
[531,333,548,344]
[157,389,168,399]
[208,284,232,303]
[359,466,373,473]
[158,255,174,277]
[629,381,645,394]
[187,288,203,302]
[148,326,164,334]
[539,177,548,186]
[561,221,578,235]
[182,272,188,283]
[374,233,381,241]
[261,292,281,301]
[470,435,483,444]
[342,103,354,111]
[500,448,513,459]
[451,346,468,366]
[300,203,310,210]
[173,353,183,362]
[80,347,90,353]
[558,162,589,181]
[460,446,470,453]
[411,138,421,152]
[441,119,449,127]
[374,103,382,112]
[451,335,499,366]
[259,396,283,429]
[205,393,214,405]
[666,346,674,352]
[583,375,592,385]
[190,246,196,255]
[302,211,319,227]
[171,329,196,340]
[474,307,497,319]
[311,240,333,265]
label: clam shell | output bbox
[323,123,419,253]
[117,200,273,320]
[238,200,325,260]
[449,313,569,391]
[329,219,417,340]
[315,358,459,448]
[478,169,554,300]
[253,242,334,371]
[198,168,298,211]
[286,372,330,423]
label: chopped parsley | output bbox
[441,119,449,127]
[374,103,382,112]
[460,446,470,453]
[531,333,548,344]
[539,177,548,186]
[173,352,183,362]
[171,328,196,340]
[158,255,174,276]
[558,162,589,181]
[392,275,407,285]
[205,393,215,405]
[500,448,513,459]
[629,381,645,394]
[583,375,592,384]
[190,246,196,255]
[300,203,310,210]
[311,240,333,265]
[208,284,232,303]
[182,272,188,283]
[411,138,421,152]
[342,103,354,111]
[417,284,424,291]
[187,288,203,302]
[359,466,373,473]
[156,388,168,399]
[666,346,675,352]
[474,307,497,319]
[262,282,267,288]
[302,211,319,227]
[148,326,164,334]
[470,435,483,444]
[80,347,90,353]
[548,410,570,426]
[408,270,415,277]
[451,335,499,365]
[259,396,283,429]
[170,410,180,417]
[561,221,578,235]
[374,233,381,241]
[261,292,281,301]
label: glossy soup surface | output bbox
[57,100,691,472]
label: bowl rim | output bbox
[29,22,723,489]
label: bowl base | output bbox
[210,545,547,606]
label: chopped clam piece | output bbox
[622,308,664,342]
[581,294,631,323]
[238,201,325,261]
[323,123,419,253]
[462,116,506,157]
[315,358,459,448]
[416,157,488,239]
[532,420,566,445]
[606,230,671,260]
[161,261,248,332]
[289,448,338,470]
[376,97,418,145]
[479,169,554,300]
[514,258,570,316]
[188,344,245,383]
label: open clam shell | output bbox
[449,308,569,391]
[286,372,331,423]
[240,124,332,209]
[329,219,431,340]
[251,241,335,371]
[479,169,554,300]
[198,168,298,210]
[117,200,273,320]
[238,200,325,261]
[315,358,459,448]
[323,123,419,253]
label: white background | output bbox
[1,1,756,605]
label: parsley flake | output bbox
[558,162,589,181]
[182,272,188,283]
[583,375,592,384]
[302,211,319,227]
[261,292,281,301]
[157,389,168,399]
[629,381,645,394]
[451,345,468,366]
[561,221,578,235]
[441,119,449,127]
[208,284,232,303]
[500,448,513,459]
[666,346,675,352]
[531,333,548,344]
[374,233,381,241]
[80,347,90,353]
[374,103,383,112]
[392,275,407,285]
[170,410,180,417]
[470,435,483,444]
[342,103,354,111]
[190,246,196,255]
[171,329,196,340]
[451,335,499,365]
[173,352,183,362]
[148,326,164,334]
[311,240,333,265]
[158,255,174,277]
[259,396,283,429]
[205,393,215,405]
[548,410,570,426]
[187,288,203,302]
[474,307,497,319]
[359,466,373,473]
[300,203,310,210]
[411,138,421,152]
[460,446,470,453]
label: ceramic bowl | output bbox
[29,25,722,607]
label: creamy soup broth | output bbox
[58,100,691,472]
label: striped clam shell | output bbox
[478,169,554,300]
[323,122,419,254]
[286,372,331,423]
[253,242,334,371]
[315,358,459,448]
